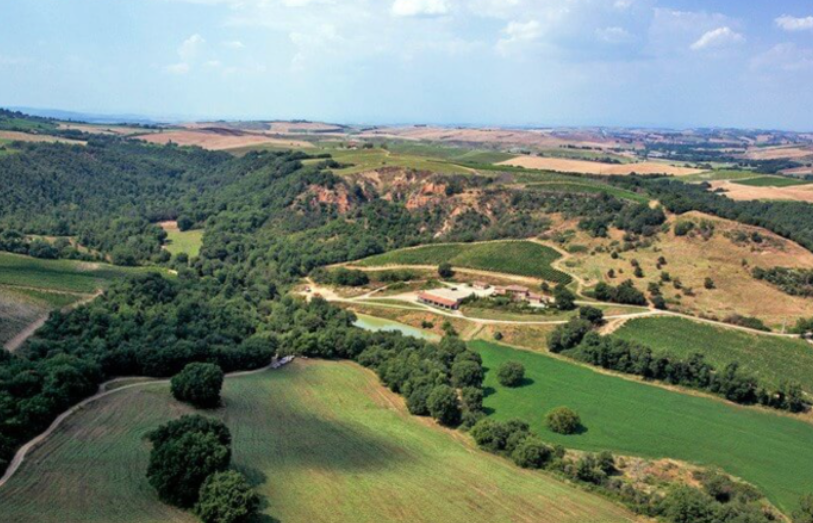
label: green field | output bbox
[330,148,473,175]
[0,252,162,293]
[733,176,813,187]
[614,316,813,392]
[475,340,813,513]
[680,170,761,183]
[355,241,572,284]
[385,142,516,164]
[525,181,650,203]
[0,361,635,523]
[535,148,633,164]
[163,228,204,257]
[0,286,84,345]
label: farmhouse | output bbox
[494,285,531,299]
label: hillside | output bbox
[0,361,637,523]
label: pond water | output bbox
[353,314,440,341]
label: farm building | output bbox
[473,281,490,290]
[493,285,531,299]
[418,291,463,310]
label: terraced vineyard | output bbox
[614,316,813,392]
[474,340,813,512]
[0,361,636,523]
[355,241,572,284]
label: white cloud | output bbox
[596,26,633,44]
[613,0,634,10]
[496,20,542,56]
[222,40,245,49]
[164,62,191,74]
[391,0,448,17]
[165,34,205,74]
[752,43,813,72]
[178,34,205,61]
[690,26,743,51]
[776,15,813,32]
[289,24,343,71]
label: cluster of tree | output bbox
[547,319,807,413]
[171,363,225,409]
[0,229,96,261]
[311,267,370,287]
[146,415,259,523]
[614,177,813,253]
[593,280,648,306]
[752,267,813,298]
[0,272,275,477]
[469,412,780,523]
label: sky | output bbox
[2,0,813,130]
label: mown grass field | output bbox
[733,176,813,187]
[0,361,636,523]
[0,287,77,345]
[355,241,572,284]
[614,316,813,392]
[385,142,516,164]
[0,252,157,294]
[163,228,204,257]
[474,340,813,513]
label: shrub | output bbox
[659,486,718,523]
[497,361,526,387]
[674,221,695,236]
[704,277,715,290]
[171,363,225,409]
[578,306,604,325]
[195,471,260,523]
[794,494,813,523]
[546,407,582,435]
[438,263,454,278]
[511,438,552,469]
[470,419,511,452]
[548,318,593,353]
[427,385,461,427]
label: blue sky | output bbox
[2,0,813,129]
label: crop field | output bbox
[497,156,702,176]
[0,252,161,294]
[733,176,813,187]
[384,141,517,164]
[0,286,84,346]
[525,181,650,203]
[354,241,572,284]
[614,316,813,392]
[0,361,636,523]
[329,148,474,175]
[679,170,759,183]
[475,340,813,513]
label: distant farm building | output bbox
[473,281,490,290]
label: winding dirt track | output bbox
[0,362,283,490]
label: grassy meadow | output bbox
[163,228,204,257]
[0,361,636,523]
[330,148,474,175]
[355,241,572,284]
[474,340,813,513]
[0,286,82,345]
[614,316,813,392]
